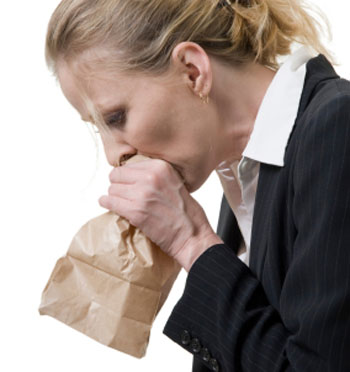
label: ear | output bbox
[171,42,212,98]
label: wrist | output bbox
[173,233,223,272]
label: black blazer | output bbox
[163,53,350,372]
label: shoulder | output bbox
[283,75,350,175]
[306,74,350,113]
[296,77,350,144]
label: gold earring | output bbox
[199,93,209,104]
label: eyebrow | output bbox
[80,109,111,123]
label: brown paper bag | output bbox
[38,156,181,358]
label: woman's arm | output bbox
[163,92,350,372]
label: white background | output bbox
[0,1,349,371]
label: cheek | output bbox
[129,107,176,150]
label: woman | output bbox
[46,0,350,370]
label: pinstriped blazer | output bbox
[163,53,350,372]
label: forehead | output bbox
[57,59,128,120]
[57,61,87,116]
[58,57,176,118]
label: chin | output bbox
[184,177,205,194]
[185,182,196,193]
[171,163,207,193]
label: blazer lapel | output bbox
[249,163,281,277]
[216,194,242,254]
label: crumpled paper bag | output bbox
[38,155,181,358]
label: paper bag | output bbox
[39,155,181,358]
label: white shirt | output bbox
[215,46,316,267]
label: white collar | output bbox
[242,46,316,167]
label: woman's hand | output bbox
[98,159,223,271]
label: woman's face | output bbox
[57,55,221,193]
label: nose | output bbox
[101,135,137,167]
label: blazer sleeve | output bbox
[163,92,350,372]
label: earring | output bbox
[199,93,210,104]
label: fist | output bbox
[98,159,222,271]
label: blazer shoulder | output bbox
[297,54,345,117]
[285,76,350,166]
[298,76,350,128]
[291,85,350,172]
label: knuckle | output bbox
[155,159,170,173]
[146,172,159,186]
[141,187,153,200]
[147,168,168,188]
[145,160,170,187]
[158,161,174,179]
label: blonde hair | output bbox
[46,0,333,76]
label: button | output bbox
[209,358,220,372]
[180,330,191,346]
[200,347,211,362]
[190,337,201,353]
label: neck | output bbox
[211,59,277,166]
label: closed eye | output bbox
[105,109,126,129]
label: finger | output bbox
[109,166,142,184]
[119,159,153,169]
[110,159,167,183]
[121,158,173,176]
[98,194,133,217]
[123,159,182,186]
[98,195,147,228]
[107,183,138,200]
